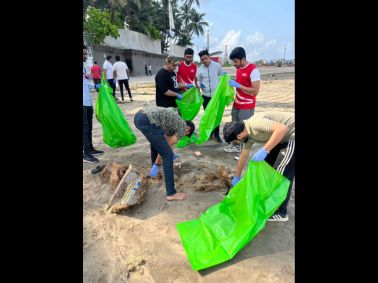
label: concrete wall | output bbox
[92,45,166,76]
[103,29,161,54]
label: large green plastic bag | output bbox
[176,133,199,148]
[176,161,290,270]
[95,75,137,148]
[176,87,204,121]
[196,74,235,144]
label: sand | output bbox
[83,67,295,283]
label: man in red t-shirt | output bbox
[176,48,197,92]
[224,47,261,160]
[90,61,102,91]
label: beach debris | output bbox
[102,163,150,213]
[193,151,203,157]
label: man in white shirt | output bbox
[148,64,152,76]
[103,55,116,100]
[113,55,133,102]
[196,49,225,143]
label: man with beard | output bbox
[176,48,197,92]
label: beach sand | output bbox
[83,68,295,283]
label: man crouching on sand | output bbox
[134,106,195,201]
[223,111,295,221]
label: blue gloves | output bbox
[95,84,101,90]
[173,153,180,161]
[199,82,205,89]
[186,83,194,88]
[150,164,159,177]
[229,80,241,88]
[252,147,269,162]
[231,176,240,187]
[177,93,183,99]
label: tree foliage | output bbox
[83,0,208,52]
[83,7,120,44]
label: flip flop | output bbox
[91,164,105,174]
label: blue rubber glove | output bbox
[173,153,180,161]
[229,80,241,88]
[177,93,183,99]
[149,164,159,177]
[231,176,240,187]
[186,83,194,88]
[95,84,101,90]
[252,147,269,162]
[199,82,205,89]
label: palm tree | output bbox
[187,9,208,38]
[184,0,200,8]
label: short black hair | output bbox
[185,121,195,137]
[229,47,246,60]
[223,122,245,143]
[94,61,97,64]
[115,55,120,61]
[184,48,194,55]
[106,55,112,60]
[198,49,210,57]
[83,44,87,49]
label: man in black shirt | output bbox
[155,56,194,108]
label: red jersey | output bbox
[177,61,197,84]
[233,63,257,110]
[90,64,102,79]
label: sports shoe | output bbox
[90,149,104,156]
[234,153,240,160]
[214,136,223,143]
[268,213,288,222]
[130,98,134,102]
[224,144,240,153]
[83,155,99,164]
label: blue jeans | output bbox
[134,111,176,196]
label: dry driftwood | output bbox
[104,164,150,213]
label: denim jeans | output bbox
[134,111,176,196]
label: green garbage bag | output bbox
[176,161,290,270]
[176,133,199,148]
[176,87,204,121]
[196,74,235,144]
[95,75,137,148]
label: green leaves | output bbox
[83,7,120,44]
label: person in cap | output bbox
[223,111,295,221]
[155,56,194,109]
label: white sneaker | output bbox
[268,213,288,222]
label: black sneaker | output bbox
[83,155,99,164]
[214,136,223,143]
[90,149,104,156]
[268,213,288,222]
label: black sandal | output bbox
[91,164,105,174]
